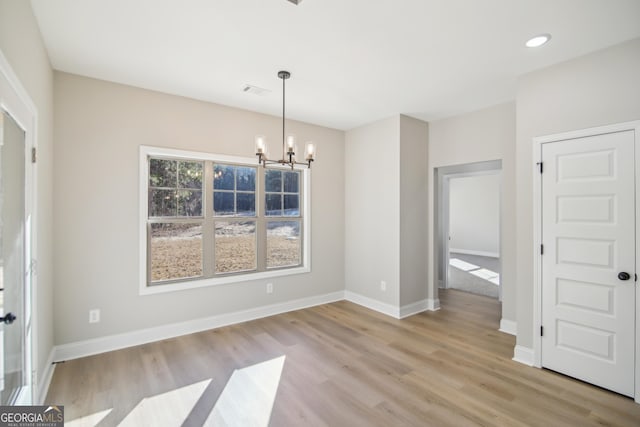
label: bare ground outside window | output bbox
[150,223,202,281]
[213,234,299,272]
[150,222,301,281]
[215,221,257,273]
[267,222,301,268]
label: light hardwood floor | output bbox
[46,289,640,426]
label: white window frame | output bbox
[139,145,311,296]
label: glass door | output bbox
[0,109,27,404]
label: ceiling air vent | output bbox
[242,84,271,96]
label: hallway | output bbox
[448,252,500,299]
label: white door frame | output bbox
[442,171,502,296]
[0,49,38,405]
[434,160,502,292]
[532,120,640,403]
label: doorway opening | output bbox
[434,160,502,312]
[448,173,501,299]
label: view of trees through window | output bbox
[148,159,203,282]
[146,155,304,284]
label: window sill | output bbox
[139,265,311,296]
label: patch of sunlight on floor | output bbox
[118,379,211,427]
[449,258,480,272]
[65,408,112,427]
[204,355,286,427]
[470,268,500,285]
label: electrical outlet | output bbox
[89,309,100,323]
[381,281,387,291]
[266,282,273,294]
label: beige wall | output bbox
[53,72,345,344]
[345,115,429,309]
[399,115,429,306]
[428,102,516,322]
[345,116,400,305]
[0,0,54,396]
[449,174,501,256]
[515,37,640,348]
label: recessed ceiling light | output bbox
[526,33,551,48]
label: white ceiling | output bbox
[30,0,640,130]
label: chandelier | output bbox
[255,71,316,169]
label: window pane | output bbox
[236,193,256,216]
[178,161,203,189]
[214,192,234,216]
[265,169,281,192]
[150,223,202,282]
[236,167,256,191]
[215,221,256,273]
[283,171,299,193]
[177,190,202,217]
[265,194,282,216]
[214,164,235,190]
[284,194,299,216]
[149,158,176,188]
[267,221,301,268]
[149,189,176,217]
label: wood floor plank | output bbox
[45,289,640,426]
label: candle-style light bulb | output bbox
[255,135,266,155]
[287,135,296,154]
[305,142,316,161]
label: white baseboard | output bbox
[51,290,440,366]
[449,248,499,258]
[54,291,345,362]
[344,292,441,319]
[344,291,400,318]
[499,318,517,336]
[37,348,56,404]
[399,300,428,318]
[512,345,535,366]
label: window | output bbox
[140,146,310,294]
[264,170,302,268]
[213,164,257,274]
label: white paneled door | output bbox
[541,130,636,397]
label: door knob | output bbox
[0,313,16,324]
[618,272,631,281]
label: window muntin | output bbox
[149,158,203,217]
[265,170,300,216]
[213,164,256,216]
[143,150,308,290]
